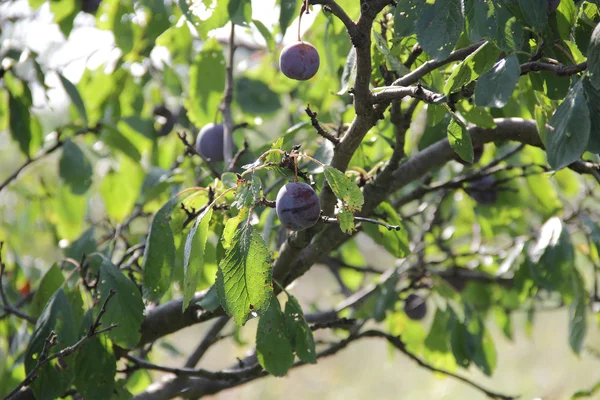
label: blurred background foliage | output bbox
[0,0,600,399]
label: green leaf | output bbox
[58,73,88,124]
[529,217,575,293]
[184,38,226,127]
[449,313,471,368]
[51,0,77,37]
[337,47,357,95]
[64,228,96,262]
[416,0,464,60]
[583,77,600,154]
[463,312,496,376]
[101,158,145,222]
[394,0,422,38]
[572,381,600,398]
[97,256,145,349]
[25,288,78,400]
[447,119,474,163]
[29,264,65,319]
[222,208,248,250]
[284,295,316,364]
[279,0,298,37]
[235,77,281,114]
[228,0,251,26]
[7,80,33,157]
[181,0,228,40]
[362,202,409,258]
[256,297,294,376]
[323,165,364,213]
[142,196,181,301]
[54,182,86,241]
[183,208,213,311]
[459,103,496,128]
[547,80,591,170]
[216,223,273,325]
[569,272,587,355]
[474,54,520,108]
[59,139,93,195]
[444,41,500,95]
[337,211,356,233]
[156,21,193,64]
[252,19,275,53]
[518,0,548,31]
[73,336,116,400]
[588,22,600,88]
[196,285,221,312]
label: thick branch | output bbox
[520,61,587,76]
[372,85,447,104]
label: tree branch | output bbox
[0,125,100,194]
[520,61,587,76]
[359,330,518,400]
[305,105,340,145]
[4,290,118,400]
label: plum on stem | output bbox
[196,123,228,162]
[276,182,321,231]
[279,41,320,81]
[404,294,427,320]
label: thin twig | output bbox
[0,125,100,194]
[184,316,230,368]
[305,105,340,145]
[3,290,119,400]
[360,330,518,400]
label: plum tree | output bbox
[404,294,427,320]
[279,41,320,81]
[195,123,226,162]
[465,175,497,205]
[276,182,321,231]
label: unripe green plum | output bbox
[279,41,320,81]
[276,182,321,231]
[404,294,427,320]
[196,123,226,162]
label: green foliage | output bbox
[256,297,294,376]
[216,223,273,325]
[1,1,600,398]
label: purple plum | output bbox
[404,294,427,320]
[276,182,321,231]
[279,41,320,81]
[465,175,497,205]
[549,0,560,13]
[196,123,227,162]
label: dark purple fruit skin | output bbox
[196,123,225,162]
[548,0,560,13]
[276,182,321,231]
[404,294,427,320]
[466,175,497,205]
[279,41,320,81]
